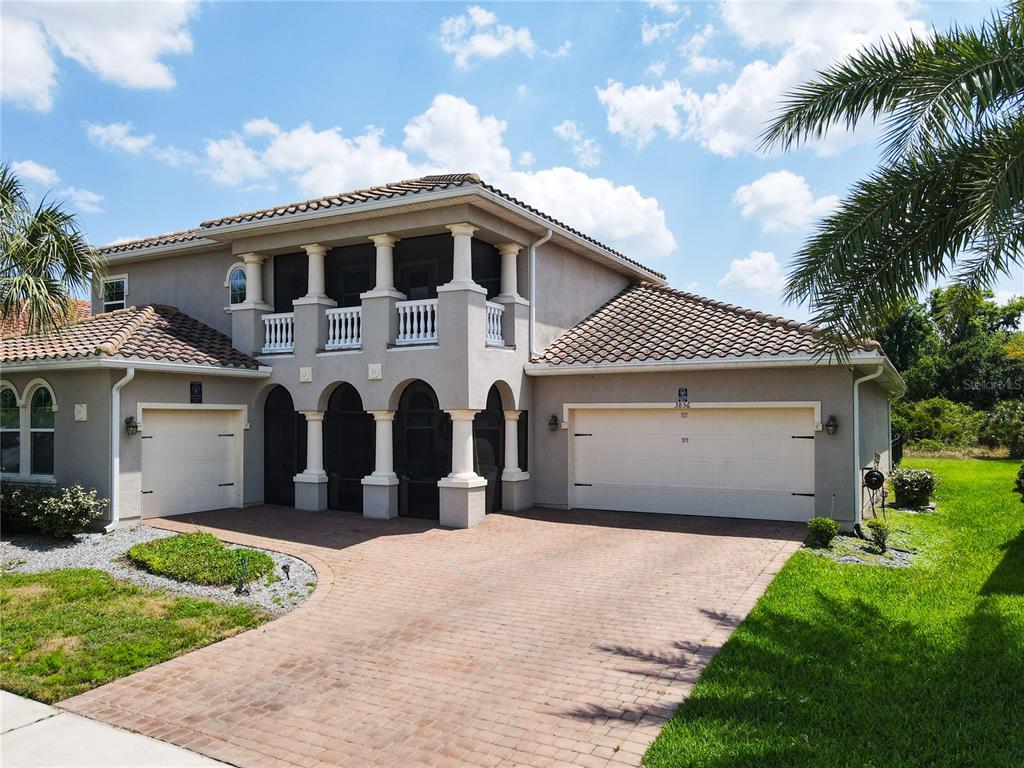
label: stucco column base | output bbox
[293,295,336,354]
[231,304,272,357]
[501,470,532,512]
[293,473,328,512]
[361,474,399,520]
[438,476,487,528]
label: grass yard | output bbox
[644,458,1024,768]
[126,531,274,585]
[0,568,268,703]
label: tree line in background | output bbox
[876,287,1024,458]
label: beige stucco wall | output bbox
[530,365,869,525]
[1,369,114,505]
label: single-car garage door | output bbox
[141,409,242,519]
[571,406,815,521]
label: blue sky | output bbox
[2,0,1020,318]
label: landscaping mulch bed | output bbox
[0,526,316,615]
[805,519,919,568]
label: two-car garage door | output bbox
[571,406,816,522]
[140,409,242,519]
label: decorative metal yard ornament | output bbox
[235,551,251,596]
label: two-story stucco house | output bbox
[0,173,903,532]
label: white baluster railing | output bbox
[485,301,505,346]
[395,298,438,345]
[325,306,362,350]
[262,312,294,353]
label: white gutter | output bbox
[106,367,135,532]
[1,357,272,378]
[528,229,553,359]
[852,365,884,527]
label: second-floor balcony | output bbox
[396,298,438,345]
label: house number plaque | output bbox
[190,381,203,404]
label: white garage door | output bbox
[141,409,242,519]
[571,407,816,521]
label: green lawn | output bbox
[0,568,268,703]
[644,458,1024,768]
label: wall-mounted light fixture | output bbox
[124,415,140,436]
[824,415,839,435]
[548,414,559,432]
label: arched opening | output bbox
[394,380,451,519]
[324,383,373,512]
[264,386,305,506]
[473,385,505,512]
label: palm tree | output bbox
[0,163,106,335]
[762,2,1023,356]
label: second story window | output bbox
[229,266,247,305]
[103,276,127,312]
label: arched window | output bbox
[229,266,247,305]
[0,386,20,474]
[29,385,55,476]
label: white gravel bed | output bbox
[0,525,317,615]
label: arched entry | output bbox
[324,383,373,512]
[473,385,504,512]
[264,386,306,506]
[394,381,451,519]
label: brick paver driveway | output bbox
[62,507,802,768]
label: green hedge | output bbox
[891,467,939,509]
[1,483,107,538]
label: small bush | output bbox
[865,519,890,552]
[1016,463,1023,499]
[1,483,106,538]
[126,532,274,586]
[891,467,939,509]
[807,517,839,547]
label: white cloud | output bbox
[59,186,104,214]
[641,18,680,45]
[439,5,537,68]
[733,171,839,233]
[679,0,927,157]
[646,61,667,78]
[86,122,155,154]
[243,118,281,137]
[720,250,786,293]
[204,136,270,186]
[553,120,602,168]
[517,150,535,167]
[516,83,529,99]
[648,0,687,16]
[546,41,573,59]
[596,80,690,148]
[1,1,198,112]
[11,160,59,187]
[994,290,1021,306]
[680,24,729,74]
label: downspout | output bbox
[105,367,135,532]
[528,228,553,360]
[852,365,884,530]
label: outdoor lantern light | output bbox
[548,414,559,432]
[124,416,140,436]
[825,415,839,435]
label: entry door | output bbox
[571,407,816,521]
[141,409,241,518]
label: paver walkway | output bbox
[62,507,802,768]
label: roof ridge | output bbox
[95,305,156,356]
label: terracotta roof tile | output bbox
[95,228,205,255]
[1,305,260,370]
[538,282,879,366]
[1,300,91,339]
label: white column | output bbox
[446,409,480,480]
[299,411,327,480]
[303,243,327,298]
[241,252,267,306]
[496,243,521,299]
[445,223,477,286]
[369,234,398,292]
[369,410,397,479]
[502,410,526,478]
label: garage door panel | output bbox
[141,409,241,519]
[572,407,816,522]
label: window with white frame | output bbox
[0,386,20,474]
[229,266,247,305]
[102,276,127,312]
[29,386,55,476]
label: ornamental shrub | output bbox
[0,482,105,538]
[807,517,839,547]
[891,467,939,509]
[865,519,890,552]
